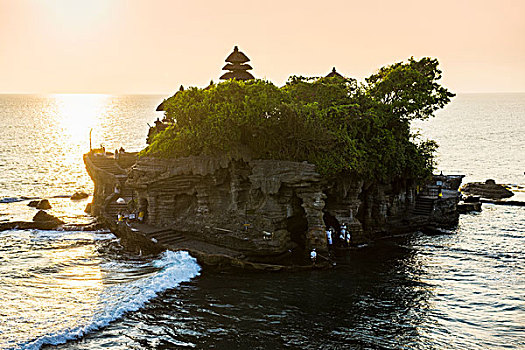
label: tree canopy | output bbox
[141,57,453,182]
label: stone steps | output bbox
[412,197,434,216]
[144,229,187,246]
[89,156,126,175]
[159,235,187,245]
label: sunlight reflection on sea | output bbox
[0,94,163,220]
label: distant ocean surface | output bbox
[0,94,523,349]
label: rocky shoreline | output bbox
[0,192,104,232]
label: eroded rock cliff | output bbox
[125,156,423,258]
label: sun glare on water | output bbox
[53,94,108,141]
[45,94,111,188]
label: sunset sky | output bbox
[1,0,524,94]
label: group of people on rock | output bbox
[117,210,145,223]
[116,196,146,224]
[310,223,353,264]
[326,223,352,248]
[114,147,125,160]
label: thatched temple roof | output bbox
[225,46,250,63]
[222,63,253,71]
[326,67,343,78]
[220,70,255,80]
[220,46,254,81]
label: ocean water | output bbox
[0,94,524,349]
[0,94,161,222]
[413,93,525,187]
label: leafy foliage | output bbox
[141,57,453,182]
[365,57,455,122]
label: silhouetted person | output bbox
[310,249,317,264]
[326,227,333,246]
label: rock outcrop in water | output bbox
[461,179,514,199]
[28,199,52,209]
[0,210,64,231]
[70,191,89,200]
[33,210,64,225]
[85,152,462,266]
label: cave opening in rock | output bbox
[323,211,340,230]
[286,194,308,256]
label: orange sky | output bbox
[1,0,524,94]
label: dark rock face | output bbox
[71,191,89,200]
[28,199,52,209]
[430,196,460,227]
[461,180,514,199]
[458,201,482,213]
[114,223,165,256]
[125,156,420,256]
[32,210,64,226]
[28,200,39,207]
[0,221,60,231]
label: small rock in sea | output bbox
[461,179,514,200]
[71,191,89,200]
[28,200,39,208]
[84,202,92,214]
[33,210,64,225]
[36,199,52,210]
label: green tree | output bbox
[364,57,455,122]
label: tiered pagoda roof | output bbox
[220,46,254,81]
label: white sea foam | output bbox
[12,250,201,350]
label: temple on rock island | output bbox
[84,46,464,271]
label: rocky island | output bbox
[85,47,461,270]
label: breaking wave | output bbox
[1,229,201,350]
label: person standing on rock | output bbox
[342,223,351,246]
[339,228,346,247]
[326,228,333,246]
[310,248,317,264]
[341,223,348,247]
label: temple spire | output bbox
[220,46,254,81]
[326,67,343,78]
